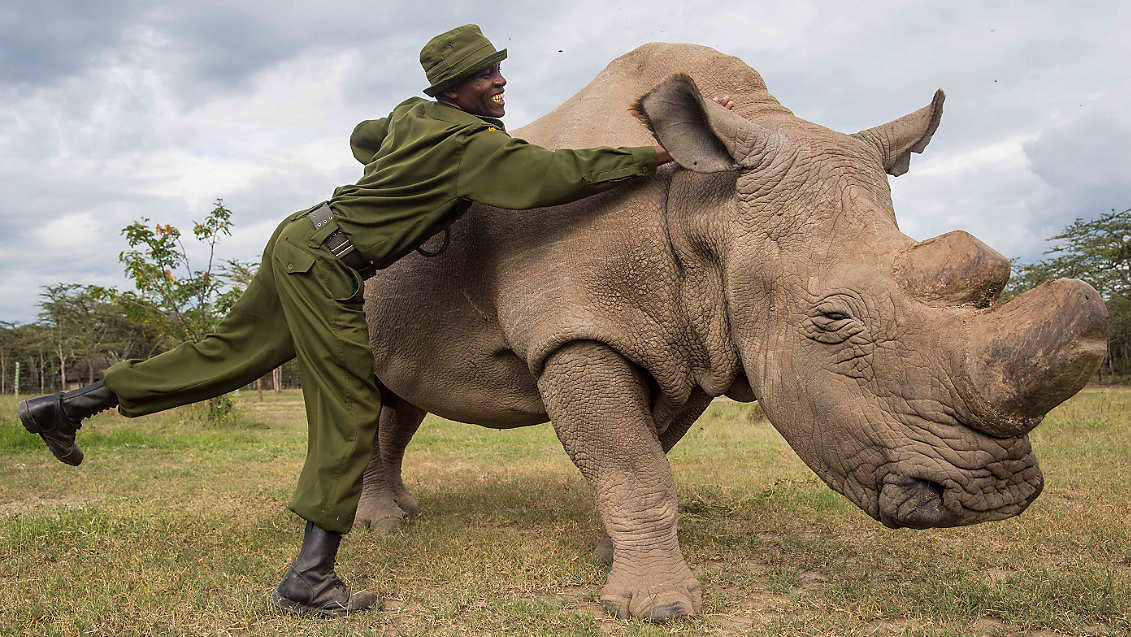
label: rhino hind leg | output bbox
[593,389,714,566]
[539,341,701,622]
[354,384,426,532]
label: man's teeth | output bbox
[491,94,504,103]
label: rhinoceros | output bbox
[351,43,1108,620]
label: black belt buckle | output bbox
[306,204,376,279]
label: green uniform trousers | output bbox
[103,206,380,534]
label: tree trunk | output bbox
[38,351,45,393]
[273,366,282,393]
[57,344,67,390]
[257,376,263,402]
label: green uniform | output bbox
[102,99,658,533]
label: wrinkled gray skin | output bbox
[355,44,1108,621]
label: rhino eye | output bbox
[802,302,863,344]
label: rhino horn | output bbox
[632,73,766,173]
[960,279,1108,437]
[853,89,944,176]
[894,231,1011,307]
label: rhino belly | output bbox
[362,225,548,428]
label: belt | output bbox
[306,203,376,279]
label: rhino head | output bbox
[635,75,1108,529]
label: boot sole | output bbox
[269,590,380,617]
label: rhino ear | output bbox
[853,89,945,177]
[632,74,749,173]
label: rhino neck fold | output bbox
[662,170,746,397]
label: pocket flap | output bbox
[274,238,316,274]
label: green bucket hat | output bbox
[420,24,507,97]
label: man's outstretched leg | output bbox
[15,212,303,465]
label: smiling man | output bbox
[18,24,683,617]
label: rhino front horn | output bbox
[962,279,1108,436]
[895,231,1010,308]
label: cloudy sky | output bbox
[1,1,1128,324]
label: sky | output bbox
[1,1,1128,324]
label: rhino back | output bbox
[514,42,790,149]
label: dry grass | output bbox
[0,388,1128,636]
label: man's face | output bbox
[441,63,506,117]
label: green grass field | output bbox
[0,388,1128,636]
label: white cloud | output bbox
[33,213,101,249]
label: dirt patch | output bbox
[798,570,827,593]
[971,616,1008,635]
[712,612,759,633]
[982,568,1017,583]
[0,496,84,514]
[864,619,913,635]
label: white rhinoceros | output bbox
[353,43,1108,621]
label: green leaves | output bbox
[113,198,252,347]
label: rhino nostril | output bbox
[879,477,947,529]
[920,478,945,503]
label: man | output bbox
[18,25,730,616]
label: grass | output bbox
[0,388,1128,635]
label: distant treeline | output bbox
[0,291,303,395]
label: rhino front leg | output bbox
[354,385,425,532]
[593,389,713,566]
[539,341,701,622]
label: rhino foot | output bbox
[354,487,417,533]
[393,488,420,516]
[592,532,614,565]
[600,571,701,622]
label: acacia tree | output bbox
[116,199,244,345]
[1005,207,1131,376]
[38,284,87,389]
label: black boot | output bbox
[18,381,118,466]
[270,521,380,617]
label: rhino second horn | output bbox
[894,231,1010,307]
[962,279,1108,437]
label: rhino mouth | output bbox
[875,454,1044,529]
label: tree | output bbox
[1005,207,1131,376]
[116,199,242,345]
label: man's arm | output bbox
[454,95,728,209]
[456,130,659,210]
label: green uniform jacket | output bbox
[329,97,658,268]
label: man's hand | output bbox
[712,95,735,110]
